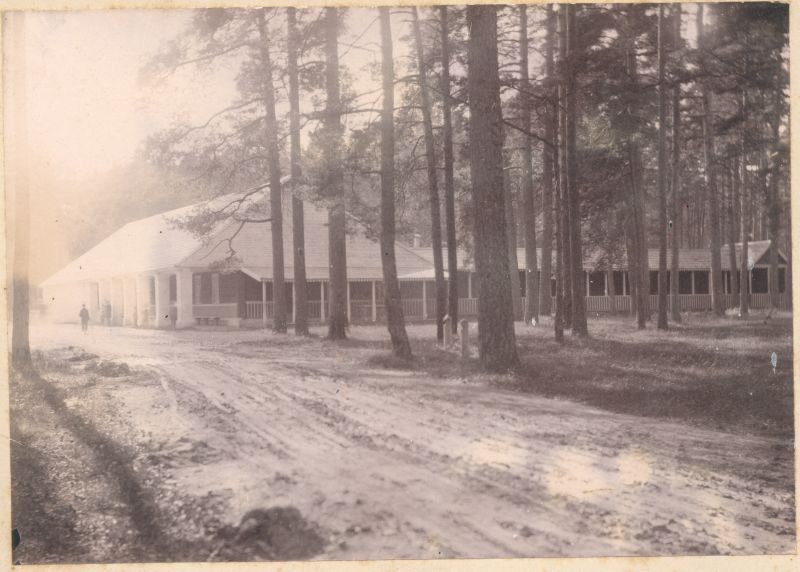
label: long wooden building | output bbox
[41,187,790,328]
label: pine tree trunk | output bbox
[740,136,750,316]
[566,4,587,336]
[379,7,412,359]
[412,7,446,342]
[504,163,524,320]
[519,4,538,324]
[728,157,741,297]
[553,79,565,342]
[324,7,348,339]
[467,5,519,371]
[287,7,308,336]
[257,10,287,334]
[656,4,669,330]
[622,6,647,329]
[558,5,572,329]
[786,203,792,310]
[698,4,724,317]
[768,119,781,309]
[669,3,682,323]
[439,5,459,334]
[10,12,32,372]
[539,4,556,318]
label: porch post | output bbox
[154,273,171,328]
[175,269,194,328]
[136,275,148,327]
[122,277,134,327]
[422,281,428,319]
[371,280,377,322]
[346,281,352,322]
[468,273,473,299]
[320,281,326,323]
[691,271,696,295]
[292,281,297,324]
[261,281,267,327]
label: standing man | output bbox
[79,304,90,334]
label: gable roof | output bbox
[410,241,787,273]
[179,197,434,281]
[720,240,787,269]
[42,178,435,287]
[40,200,211,287]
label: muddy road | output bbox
[19,323,796,561]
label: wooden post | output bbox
[468,272,473,299]
[261,281,267,327]
[691,271,696,295]
[292,281,297,324]
[422,281,428,319]
[320,281,326,323]
[443,315,452,348]
[346,281,351,323]
[371,280,377,322]
[459,318,469,359]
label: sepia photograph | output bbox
[3,1,795,566]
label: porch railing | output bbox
[194,303,239,319]
[201,292,791,325]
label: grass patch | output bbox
[360,314,793,437]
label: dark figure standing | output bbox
[79,304,90,334]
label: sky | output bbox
[15,7,399,182]
[20,9,237,178]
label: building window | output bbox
[588,271,606,296]
[193,275,201,304]
[244,275,263,301]
[613,271,626,296]
[219,272,239,303]
[457,271,470,298]
[694,271,709,294]
[400,281,423,299]
[751,268,768,294]
[472,274,481,297]
[779,267,786,293]
[678,271,693,294]
[195,273,212,304]
[519,270,527,298]
[350,281,372,301]
[649,271,670,295]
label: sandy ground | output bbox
[17,322,796,561]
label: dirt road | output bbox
[25,323,796,559]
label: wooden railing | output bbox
[459,298,478,316]
[402,299,425,318]
[245,301,328,321]
[201,292,791,325]
[193,303,239,319]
